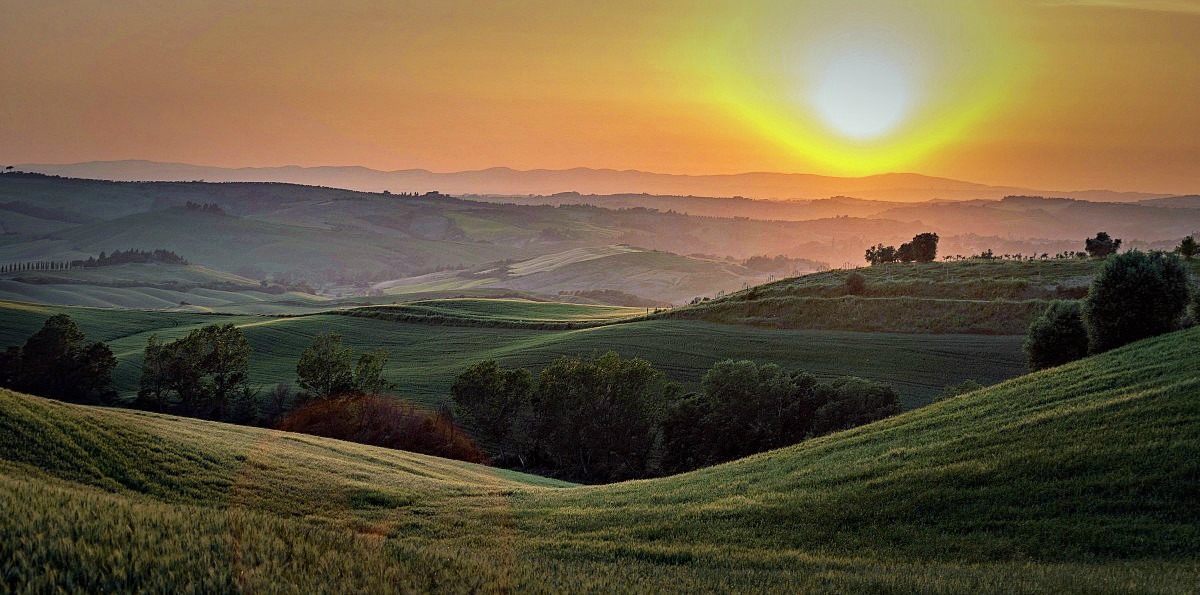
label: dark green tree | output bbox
[865,244,898,265]
[353,349,393,395]
[1177,235,1198,260]
[809,377,901,436]
[295,333,356,399]
[910,232,940,263]
[450,361,535,465]
[0,346,21,388]
[1023,301,1089,371]
[1085,232,1122,259]
[72,341,118,403]
[534,352,676,481]
[1083,251,1190,353]
[134,324,252,417]
[18,314,86,399]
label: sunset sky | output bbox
[2,0,1198,193]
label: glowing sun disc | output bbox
[810,51,914,140]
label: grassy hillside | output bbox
[374,245,773,305]
[0,263,327,312]
[2,326,1198,592]
[0,300,1025,409]
[662,259,1200,334]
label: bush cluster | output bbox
[1025,250,1191,370]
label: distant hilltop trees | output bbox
[184,201,226,215]
[865,232,940,264]
[0,248,188,273]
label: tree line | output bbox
[451,354,900,483]
[865,232,940,264]
[0,315,117,404]
[867,231,1137,265]
[0,249,188,274]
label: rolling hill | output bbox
[2,325,1197,592]
[0,298,1026,410]
[0,262,327,312]
[5,174,1199,306]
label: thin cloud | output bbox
[1037,0,1200,15]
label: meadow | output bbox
[664,259,1200,334]
[0,299,1026,409]
[2,325,1197,592]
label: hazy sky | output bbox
[2,0,1198,192]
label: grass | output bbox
[0,300,1026,409]
[2,326,1198,592]
[339,298,645,327]
[375,246,768,305]
[663,259,1200,334]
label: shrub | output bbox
[277,394,486,464]
[845,271,867,295]
[1082,251,1190,353]
[1024,301,1089,370]
[935,379,983,402]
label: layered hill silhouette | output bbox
[15,160,1172,202]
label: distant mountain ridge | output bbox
[15,160,1172,203]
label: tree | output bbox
[1023,301,1089,371]
[865,244,898,265]
[296,333,356,399]
[1177,235,1198,260]
[896,242,917,263]
[295,334,393,400]
[809,377,901,436]
[1083,251,1190,353]
[529,353,675,480]
[72,341,118,403]
[259,383,296,427]
[194,324,252,418]
[0,346,21,388]
[1084,232,1121,259]
[2,314,115,403]
[136,335,169,410]
[18,314,86,399]
[134,324,252,417]
[353,349,393,395]
[451,361,534,465]
[910,232,939,263]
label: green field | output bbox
[3,326,1197,592]
[373,245,771,306]
[344,298,645,325]
[664,259,1200,334]
[0,300,1026,409]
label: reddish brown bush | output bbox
[276,394,487,464]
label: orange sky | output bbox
[2,0,1198,193]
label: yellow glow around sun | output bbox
[686,0,1026,176]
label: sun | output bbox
[684,0,1024,175]
[810,50,914,141]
